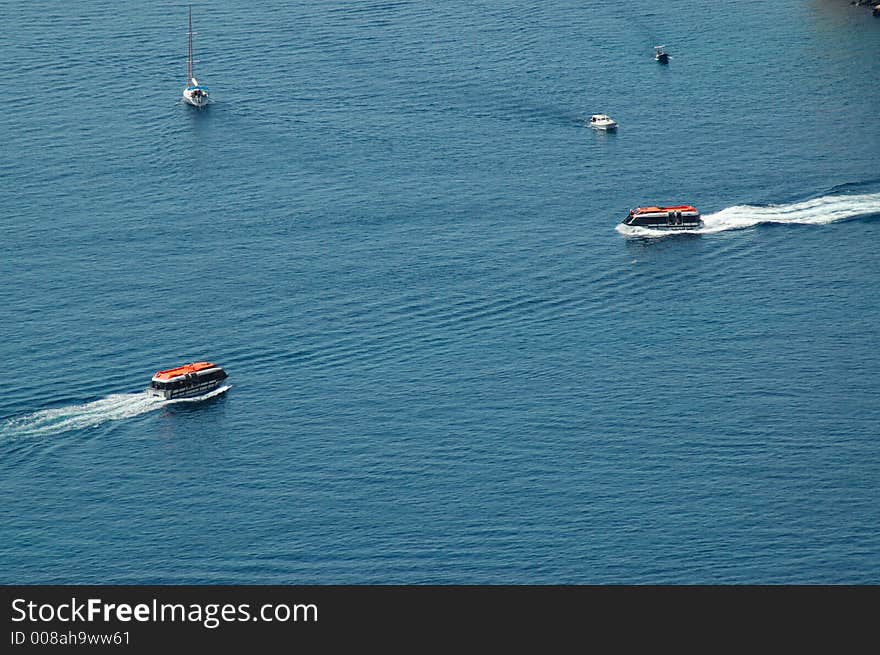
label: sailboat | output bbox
[182,6,210,107]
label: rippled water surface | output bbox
[1,1,879,583]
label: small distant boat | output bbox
[149,362,228,400]
[621,205,702,230]
[182,6,210,107]
[654,45,669,64]
[589,114,618,131]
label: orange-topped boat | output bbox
[621,204,702,230]
[148,361,228,400]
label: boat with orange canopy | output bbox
[621,205,702,230]
[148,362,228,399]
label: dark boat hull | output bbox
[151,379,226,400]
[149,367,228,400]
[622,217,703,230]
[622,208,702,230]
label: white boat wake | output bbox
[0,386,230,439]
[616,191,880,238]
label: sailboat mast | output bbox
[187,6,193,82]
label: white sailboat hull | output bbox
[183,88,209,107]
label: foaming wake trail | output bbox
[616,191,880,238]
[702,192,880,233]
[0,386,230,439]
[0,392,164,439]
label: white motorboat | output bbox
[589,114,618,131]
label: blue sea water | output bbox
[1,0,879,584]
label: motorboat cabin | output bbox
[149,362,228,399]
